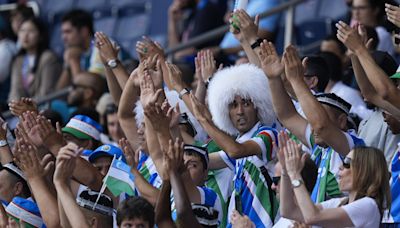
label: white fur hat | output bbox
[207,63,277,135]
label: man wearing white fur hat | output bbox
[182,63,279,227]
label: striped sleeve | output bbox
[217,151,236,170]
[249,129,276,162]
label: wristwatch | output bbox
[179,88,191,99]
[250,38,263,49]
[0,140,8,147]
[291,179,303,188]
[107,59,119,68]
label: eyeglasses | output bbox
[272,176,281,185]
[343,157,352,169]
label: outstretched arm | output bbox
[190,94,262,159]
[231,10,262,67]
[166,139,202,228]
[284,45,350,156]
[119,138,160,206]
[284,138,353,227]
[15,142,59,228]
[257,41,309,145]
[337,21,400,110]
[350,54,400,119]
[95,32,129,105]
[54,144,90,228]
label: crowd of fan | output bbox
[1,0,400,227]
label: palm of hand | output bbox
[148,69,163,89]
[28,125,44,146]
[262,56,284,78]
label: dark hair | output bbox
[184,150,208,171]
[16,17,49,74]
[41,109,64,128]
[10,4,34,20]
[323,35,347,56]
[102,104,118,135]
[62,9,94,36]
[304,56,330,92]
[70,107,100,123]
[301,156,318,193]
[117,196,155,227]
[364,25,379,50]
[364,0,386,25]
[319,51,343,82]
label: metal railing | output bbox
[1,0,305,118]
[2,86,72,119]
[165,0,305,55]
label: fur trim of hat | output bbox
[207,63,277,135]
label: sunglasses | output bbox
[343,157,352,169]
[272,176,281,185]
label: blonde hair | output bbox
[351,146,391,216]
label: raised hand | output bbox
[17,111,42,147]
[283,138,307,180]
[139,69,164,110]
[336,21,365,53]
[136,36,165,61]
[230,9,259,43]
[276,130,290,171]
[283,45,304,82]
[165,62,185,92]
[386,3,400,28]
[54,143,81,184]
[146,55,164,89]
[9,97,38,117]
[119,138,139,170]
[36,115,63,148]
[258,40,284,78]
[64,46,83,63]
[199,50,217,83]
[94,31,119,65]
[14,142,47,180]
[189,93,212,123]
[166,138,185,174]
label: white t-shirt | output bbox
[320,197,380,228]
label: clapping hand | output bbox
[9,97,38,117]
[258,40,284,78]
[119,138,139,170]
[95,31,119,65]
[54,143,82,184]
[189,93,212,123]
[386,3,400,28]
[165,62,185,93]
[165,138,185,174]
[283,45,304,83]
[283,138,307,180]
[336,21,366,53]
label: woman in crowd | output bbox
[8,17,61,101]
[280,138,391,227]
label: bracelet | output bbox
[250,38,263,49]
[179,88,191,99]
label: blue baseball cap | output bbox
[88,144,126,163]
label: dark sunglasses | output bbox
[343,157,352,169]
[272,176,281,185]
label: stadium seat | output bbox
[114,13,149,40]
[94,14,117,37]
[294,0,319,25]
[318,0,348,21]
[76,0,108,11]
[295,18,332,46]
